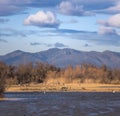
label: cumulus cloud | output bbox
[0,0,120,16]
[24,11,60,28]
[103,2,120,14]
[95,1,120,14]
[98,26,117,35]
[58,0,120,16]
[58,1,93,16]
[98,14,120,28]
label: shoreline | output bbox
[5,83,120,93]
[1,83,120,100]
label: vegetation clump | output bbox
[0,62,7,96]
[0,61,120,94]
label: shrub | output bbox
[0,62,6,96]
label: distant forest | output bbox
[0,61,120,95]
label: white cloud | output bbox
[97,1,120,14]
[58,1,93,16]
[106,2,120,13]
[98,14,120,28]
[24,11,60,28]
[0,0,120,16]
[98,26,117,35]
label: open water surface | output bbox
[0,92,120,116]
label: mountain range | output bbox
[0,48,120,68]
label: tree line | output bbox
[0,61,120,95]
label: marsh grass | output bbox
[6,82,120,92]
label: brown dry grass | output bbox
[6,82,120,92]
[5,77,120,92]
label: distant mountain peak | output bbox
[47,48,61,51]
[103,50,113,53]
[5,50,24,56]
[0,48,120,68]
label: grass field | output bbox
[5,83,120,92]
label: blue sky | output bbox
[0,0,120,55]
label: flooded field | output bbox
[0,92,120,116]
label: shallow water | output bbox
[0,92,120,116]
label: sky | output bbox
[0,0,120,55]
